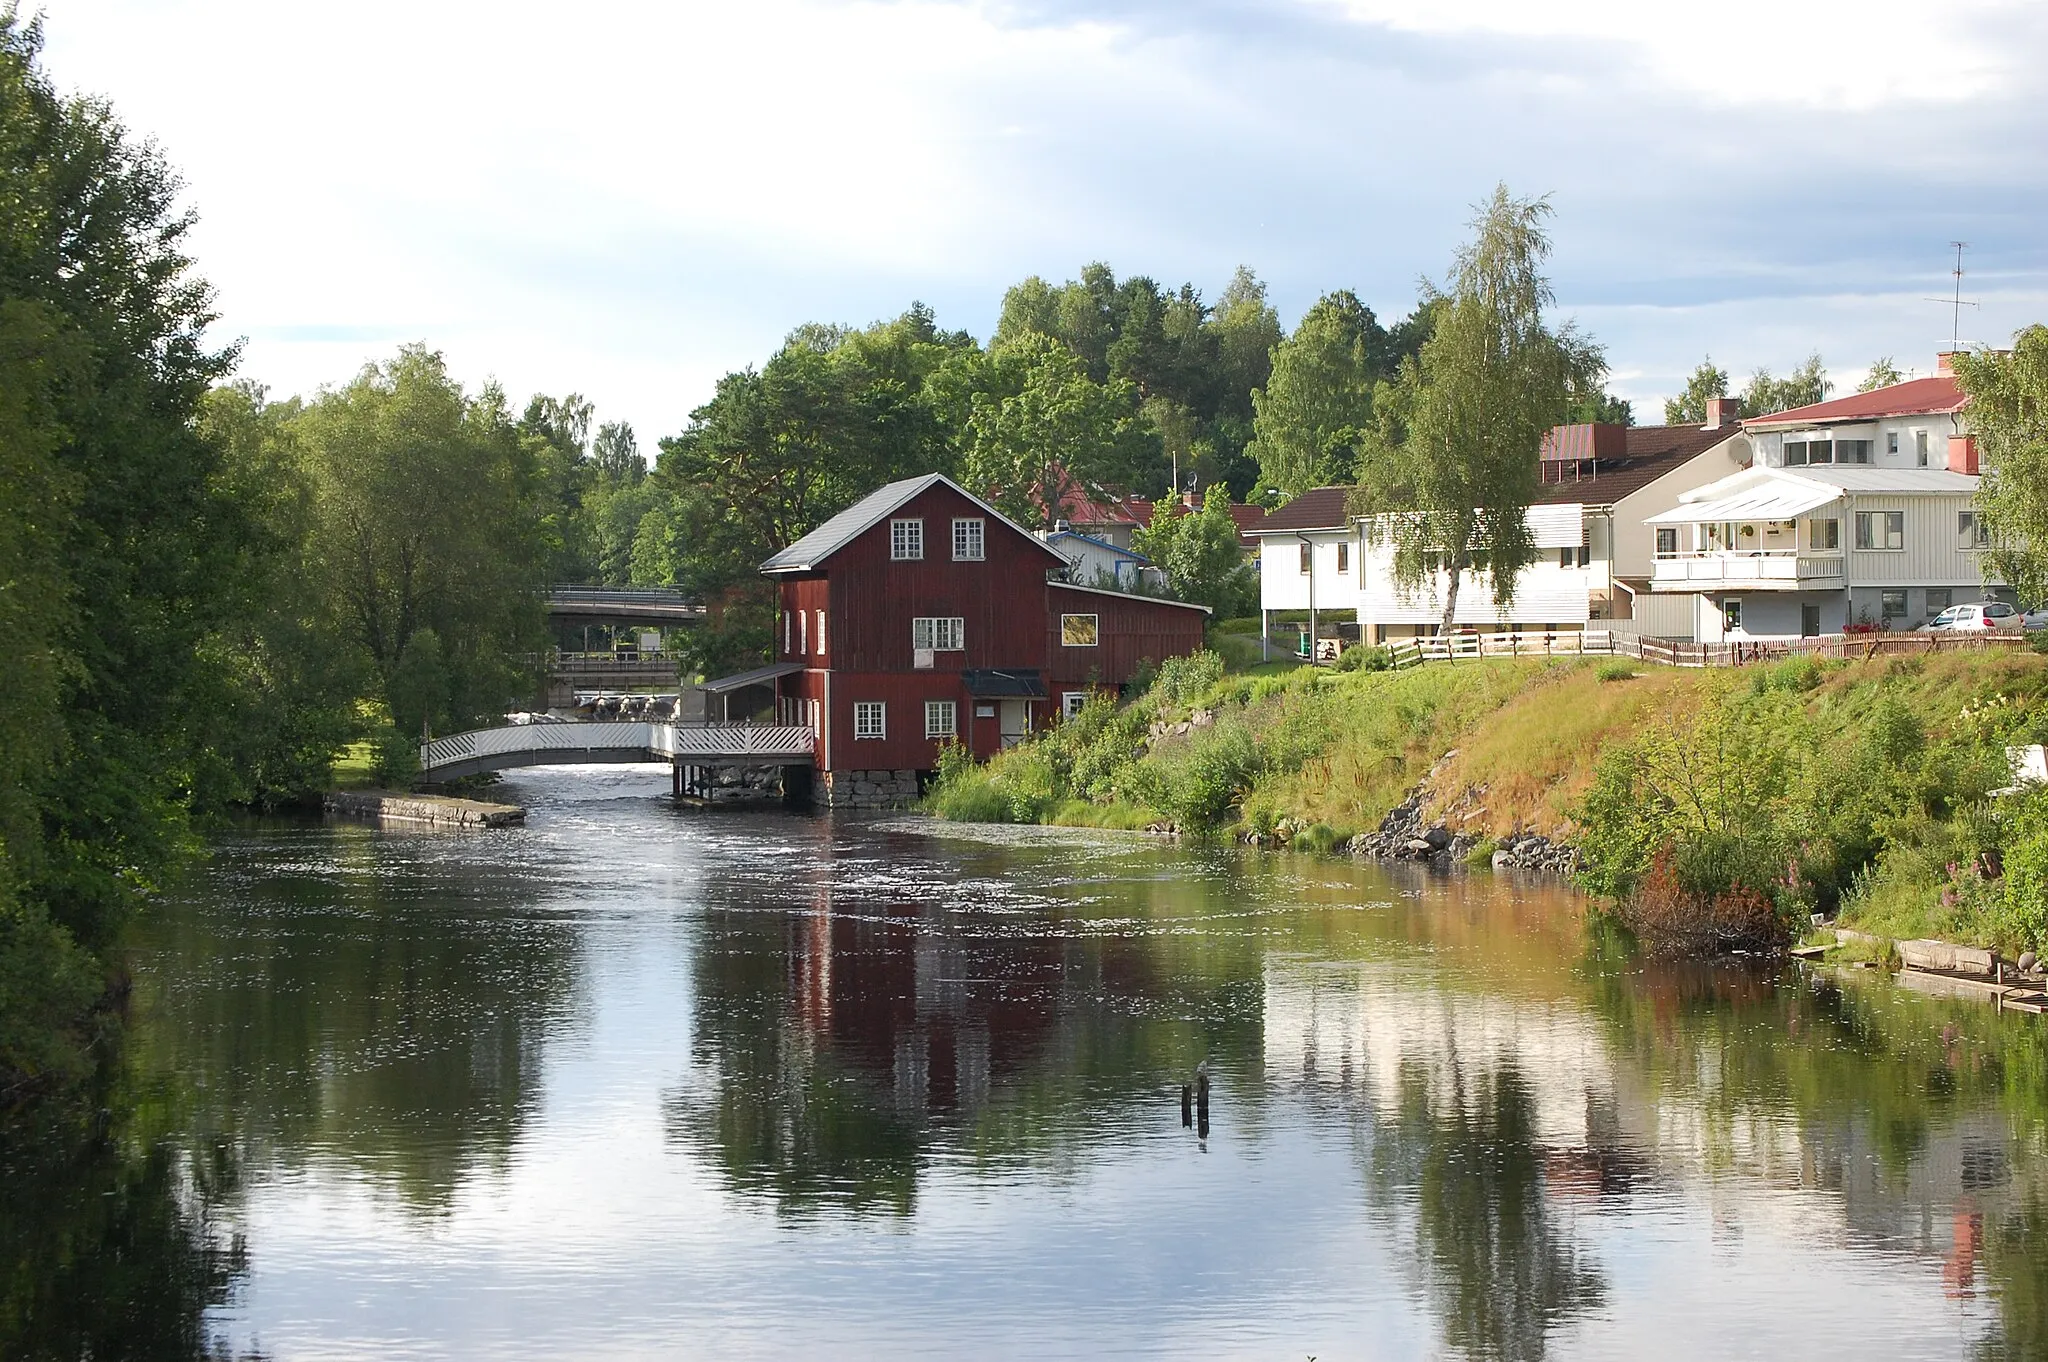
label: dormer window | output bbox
[891,518,924,560]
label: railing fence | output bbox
[1381,628,2025,672]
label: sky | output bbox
[37,0,2048,445]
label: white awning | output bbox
[1646,483,1839,525]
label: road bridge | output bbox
[420,721,815,790]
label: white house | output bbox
[1038,528,1162,592]
[1249,418,1750,646]
[1644,366,1997,640]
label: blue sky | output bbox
[43,0,2048,445]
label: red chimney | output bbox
[1704,396,1741,430]
[1937,352,1958,374]
[1948,435,1979,475]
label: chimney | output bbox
[1704,396,1742,430]
[1937,352,1958,374]
[1948,435,1979,475]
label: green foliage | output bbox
[1355,186,1606,633]
[1336,644,1392,673]
[1124,717,1260,830]
[1152,649,1226,709]
[1248,290,1393,494]
[1857,357,1905,393]
[1954,327,2048,604]
[1132,488,1255,615]
[1998,791,2048,949]
[1742,352,1831,416]
[959,333,1155,530]
[1594,660,1635,682]
[1663,358,1730,425]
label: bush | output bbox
[1150,650,1226,708]
[1337,644,1392,673]
[1124,716,1259,830]
[1293,822,1342,855]
[1620,846,1794,957]
[2001,790,2048,947]
[1594,660,1635,683]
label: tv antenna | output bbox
[1925,241,1978,352]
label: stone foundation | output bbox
[818,768,923,809]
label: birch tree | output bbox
[1356,187,1602,634]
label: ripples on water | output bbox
[6,763,2045,1360]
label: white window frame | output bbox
[911,616,964,651]
[1062,691,1089,720]
[1654,527,1678,559]
[783,610,791,655]
[815,609,826,654]
[1809,517,1840,551]
[1915,430,1930,467]
[924,700,957,739]
[853,701,886,740]
[1959,510,1991,548]
[891,517,924,561]
[1888,431,1900,458]
[1335,540,1349,574]
[1060,613,1100,647]
[1724,597,1743,631]
[1880,589,1908,625]
[952,518,985,561]
[1298,541,1312,575]
[797,609,807,654]
[1855,510,1905,551]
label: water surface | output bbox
[9,765,2046,1360]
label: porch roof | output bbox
[698,661,806,693]
[1645,482,1838,525]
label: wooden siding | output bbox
[1839,492,1989,587]
[1045,583,1207,689]
[777,575,831,665]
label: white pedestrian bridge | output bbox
[419,721,815,782]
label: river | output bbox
[5,764,2045,1360]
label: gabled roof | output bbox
[1249,486,1352,534]
[1048,580,1212,613]
[1532,423,1746,507]
[761,473,1065,573]
[1645,463,1979,524]
[1743,375,1967,429]
[1045,529,1151,563]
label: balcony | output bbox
[1650,551,1845,591]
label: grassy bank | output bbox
[927,642,2048,956]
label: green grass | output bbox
[328,740,380,791]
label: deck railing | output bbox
[1382,628,2025,672]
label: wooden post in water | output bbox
[1181,1084,1192,1127]
[1195,1064,1210,1139]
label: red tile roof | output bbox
[1743,375,1967,428]
[1532,423,1745,507]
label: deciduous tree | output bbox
[1954,328,2048,603]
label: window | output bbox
[853,702,886,739]
[1810,518,1840,550]
[1854,510,1905,551]
[1926,588,1953,619]
[1060,613,1100,647]
[1915,431,1930,468]
[1062,691,1089,720]
[911,617,965,651]
[797,610,807,654]
[891,517,924,560]
[783,611,792,655]
[952,518,984,561]
[1655,527,1678,558]
[1838,439,1872,465]
[1959,511,1991,548]
[1881,589,1908,626]
[815,609,826,654]
[1724,597,1743,631]
[924,700,956,739]
[1299,541,1313,575]
[1888,431,1900,459]
[1336,541,1349,574]
[1783,440,1807,466]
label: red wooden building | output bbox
[758,474,1209,806]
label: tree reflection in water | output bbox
[1365,1056,1606,1362]
[0,1083,259,1361]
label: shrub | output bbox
[1124,716,1259,830]
[1151,650,1226,708]
[2001,790,2048,948]
[1594,660,1635,683]
[1293,822,1341,855]
[1621,847,1794,957]
[1337,644,1393,673]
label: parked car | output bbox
[2024,603,2048,631]
[1920,602,2024,633]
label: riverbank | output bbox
[928,641,2048,957]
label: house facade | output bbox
[1645,368,1995,639]
[760,474,1208,806]
[1039,528,1162,592]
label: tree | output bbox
[293,346,547,735]
[1248,291,1388,494]
[1953,328,2048,604]
[1132,488,1255,616]
[1663,358,1730,425]
[1857,357,1906,393]
[1743,353,1831,416]
[958,334,1154,529]
[1355,186,1604,634]
[592,420,643,484]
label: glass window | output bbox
[853,702,886,739]
[815,610,826,654]
[1298,541,1312,575]
[1959,511,1991,547]
[1336,541,1349,574]
[890,518,924,560]
[1810,518,1840,550]
[1881,590,1908,625]
[1855,511,1904,550]
[1060,613,1099,647]
[1926,588,1953,619]
[924,700,957,739]
[912,617,964,651]
[797,610,807,654]
[1915,431,1929,467]
[1838,439,1872,464]
[1062,691,1089,720]
[1887,431,1900,458]
[1724,597,1743,630]
[1808,440,1835,465]
[1784,441,1808,466]
[1655,527,1678,558]
[952,518,984,561]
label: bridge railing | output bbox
[652,724,815,759]
[420,720,815,774]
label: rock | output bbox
[2021,951,2039,974]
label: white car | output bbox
[1920,601,2023,632]
[2024,603,2048,631]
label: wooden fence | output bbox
[1383,628,2027,672]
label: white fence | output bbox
[421,721,814,776]
[1383,628,2026,672]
